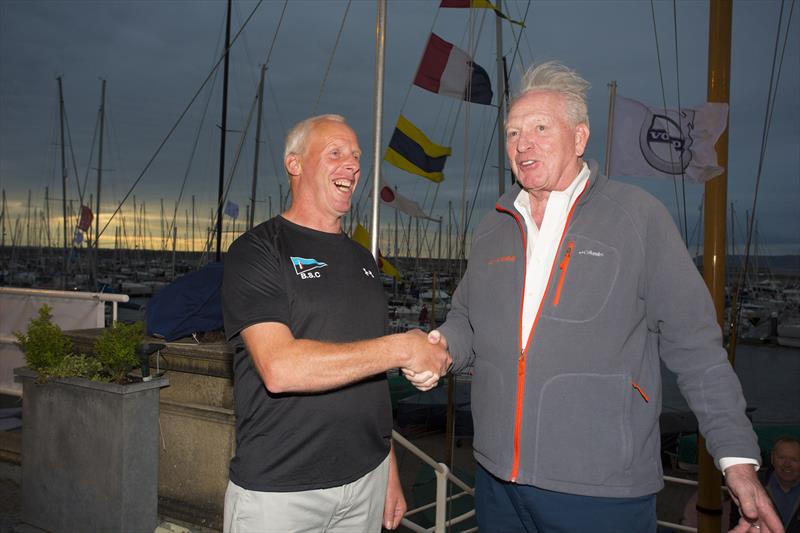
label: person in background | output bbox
[222,114,451,532]
[731,437,800,532]
[408,61,783,533]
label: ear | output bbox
[285,154,302,177]
[574,123,590,157]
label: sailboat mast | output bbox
[1,189,6,249]
[94,78,106,286]
[495,0,506,197]
[697,1,732,532]
[249,64,266,231]
[58,76,68,288]
[216,0,232,261]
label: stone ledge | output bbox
[160,399,234,425]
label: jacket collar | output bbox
[496,159,606,215]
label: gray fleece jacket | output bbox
[439,160,759,498]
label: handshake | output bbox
[398,329,450,391]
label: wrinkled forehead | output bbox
[507,90,569,121]
[308,120,359,147]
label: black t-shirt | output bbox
[221,216,392,492]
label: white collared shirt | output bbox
[514,162,589,346]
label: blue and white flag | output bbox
[224,200,239,219]
[609,95,728,183]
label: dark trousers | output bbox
[475,464,657,533]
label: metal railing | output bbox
[392,430,476,533]
[391,431,726,533]
[0,286,129,323]
[0,287,130,396]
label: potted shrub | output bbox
[13,305,168,533]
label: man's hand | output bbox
[726,464,784,533]
[383,446,407,530]
[402,329,449,391]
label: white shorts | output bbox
[223,453,390,533]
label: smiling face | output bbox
[505,90,589,195]
[772,440,800,489]
[284,119,361,232]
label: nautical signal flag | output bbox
[414,33,493,106]
[608,95,728,183]
[380,185,437,221]
[77,205,93,231]
[224,200,240,219]
[384,115,452,183]
[440,0,525,26]
[352,223,402,280]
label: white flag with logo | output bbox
[609,95,728,183]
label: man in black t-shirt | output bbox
[222,114,451,533]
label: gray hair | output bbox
[512,61,591,128]
[284,114,347,161]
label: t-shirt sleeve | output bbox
[221,232,289,342]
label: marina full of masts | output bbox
[1,245,799,346]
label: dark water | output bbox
[661,343,800,425]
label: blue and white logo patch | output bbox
[290,256,328,278]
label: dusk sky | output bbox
[1,0,797,255]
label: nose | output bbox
[516,130,533,152]
[344,155,360,176]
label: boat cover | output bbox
[145,262,224,341]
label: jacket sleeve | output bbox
[643,200,759,466]
[438,263,476,374]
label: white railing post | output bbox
[434,462,449,533]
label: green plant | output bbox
[94,321,144,384]
[49,354,105,381]
[13,305,73,373]
[15,305,146,384]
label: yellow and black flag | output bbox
[384,116,452,183]
[440,0,525,27]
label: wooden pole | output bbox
[698,1,732,532]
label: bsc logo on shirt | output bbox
[290,256,328,279]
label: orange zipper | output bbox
[496,204,530,482]
[632,382,649,402]
[497,177,588,482]
[552,241,575,306]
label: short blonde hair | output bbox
[512,61,590,128]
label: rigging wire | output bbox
[96,0,265,242]
[312,0,352,115]
[463,0,532,235]
[80,105,101,210]
[259,1,291,213]
[198,54,266,263]
[672,0,689,247]
[160,8,228,254]
[649,0,687,243]
[162,46,222,254]
[732,0,795,325]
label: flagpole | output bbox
[370,0,386,259]
[604,81,617,177]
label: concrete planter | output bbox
[14,367,168,533]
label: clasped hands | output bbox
[400,329,450,391]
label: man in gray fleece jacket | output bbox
[406,61,782,532]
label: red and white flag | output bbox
[414,33,493,105]
[380,186,436,220]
